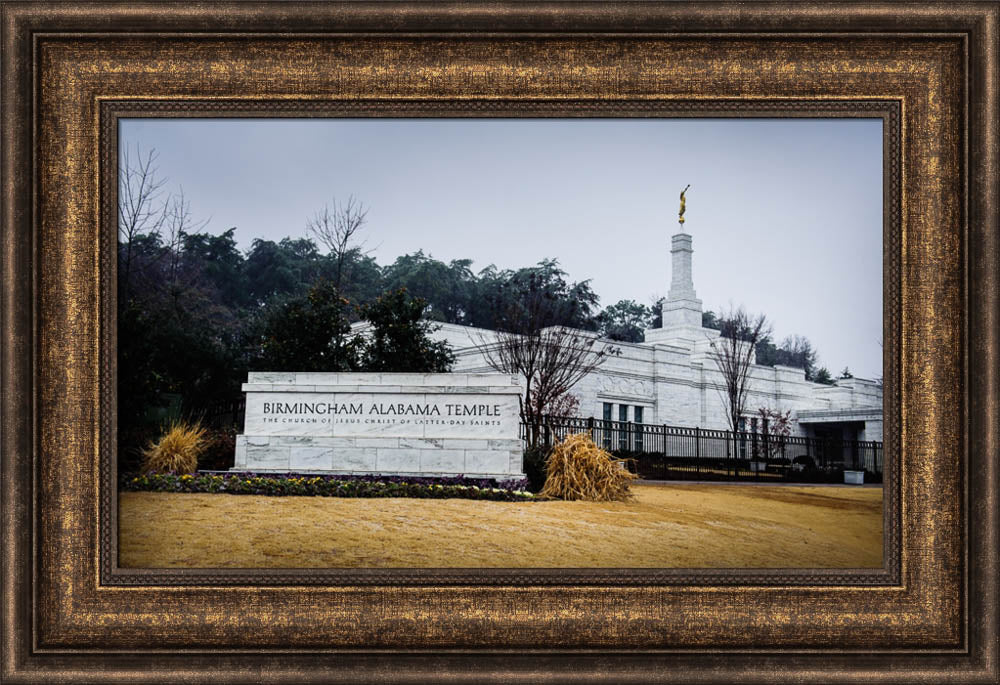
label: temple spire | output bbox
[662,185,703,328]
[668,232,697,302]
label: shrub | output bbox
[140,421,208,475]
[540,433,637,502]
[864,469,883,484]
[792,455,816,471]
[198,426,237,471]
[522,445,551,493]
[117,424,158,475]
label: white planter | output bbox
[844,470,865,485]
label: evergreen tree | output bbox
[358,288,455,372]
[813,367,835,385]
[244,237,325,305]
[381,251,476,324]
[702,310,721,330]
[649,298,663,329]
[597,299,651,343]
[254,279,360,372]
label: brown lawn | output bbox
[118,483,882,568]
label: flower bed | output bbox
[121,472,535,501]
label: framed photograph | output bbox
[2,2,996,683]
[113,116,888,574]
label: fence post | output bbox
[760,430,768,482]
[695,426,700,476]
[732,431,738,478]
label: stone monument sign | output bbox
[234,372,525,480]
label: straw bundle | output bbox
[539,433,637,502]
[141,421,208,475]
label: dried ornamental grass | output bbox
[141,421,208,475]
[539,432,637,502]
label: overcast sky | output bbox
[121,118,883,379]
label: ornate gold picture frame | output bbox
[2,2,996,682]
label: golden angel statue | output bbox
[678,184,691,224]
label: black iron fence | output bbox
[525,416,883,484]
[199,396,882,484]
[201,396,246,429]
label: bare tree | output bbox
[708,305,771,434]
[306,195,369,290]
[159,187,210,308]
[778,334,818,380]
[118,144,168,297]
[476,273,619,448]
[753,406,792,461]
[875,336,884,386]
[538,390,580,419]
